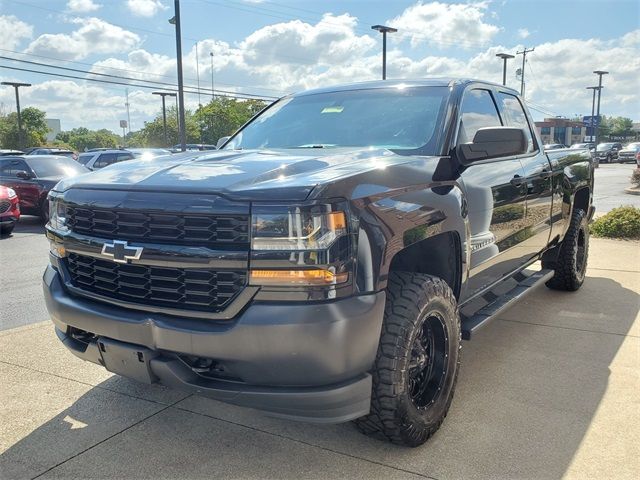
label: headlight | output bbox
[48,197,69,232]
[250,203,352,287]
[6,188,17,199]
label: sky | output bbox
[0,0,638,134]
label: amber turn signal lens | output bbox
[250,269,348,286]
[327,211,347,231]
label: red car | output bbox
[0,185,20,234]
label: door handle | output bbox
[538,170,553,179]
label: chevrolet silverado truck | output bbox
[43,79,593,447]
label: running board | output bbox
[461,268,554,340]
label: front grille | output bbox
[0,200,11,214]
[66,253,246,312]
[66,207,249,247]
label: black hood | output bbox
[53,148,420,201]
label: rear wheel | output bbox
[354,272,461,447]
[544,208,589,291]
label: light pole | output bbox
[1,81,31,150]
[586,86,601,142]
[153,91,177,147]
[495,53,514,86]
[515,47,534,97]
[169,0,187,152]
[371,25,397,80]
[593,70,608,147]
[209,52,215,102]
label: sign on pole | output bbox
[582,115,600,128]
[119,120,128,129]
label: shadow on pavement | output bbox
[1,275,638,479]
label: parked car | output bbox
[126,148,172,160]
[595,142,623,163]
[77,149,135,171]
[44,79,593,447]
[0,155,88,221]
[570,143,594,150]
[27,148,78,161]
[169,143,217,152]
[0,185,20,234]
[0,149,24,156]
[616,142,640,164]
[543,143,567,150]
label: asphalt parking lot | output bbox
[1,164,638,479]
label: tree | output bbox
[194,97,267,145]
[130,106,200,147]
[55,127,120,151]
[0,107,49,149]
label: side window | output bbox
[1,159,30,177]
[116,153,133,162]
[94,153,117,169]
[496,92,536,152]
[457,89,502,145]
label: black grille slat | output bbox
[66,207,249,247]
[66,253,246,313]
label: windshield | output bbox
[224,86,449,154]
[597,143,615,151]
[27,157,88,177]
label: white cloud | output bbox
[25,17,141,61]
[0,15,33,51]
[7,9,638,132]
[387,1,500,49]
[66,0,102,13]
[126,0,168,17]
[518,28,530,39]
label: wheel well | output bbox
[573,187,590,214]
[388,231,462,299]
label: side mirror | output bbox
[16,170,33,180]
[457,127,527,164]
[216,136,230,149]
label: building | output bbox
[534,118,586,146]
[45,118,61,142]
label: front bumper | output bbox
[43,265,385,423]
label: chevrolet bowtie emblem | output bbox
[101,240,143,264]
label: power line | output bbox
[0,55,277,100]
[0,47,288,95]
[0,64,278,101]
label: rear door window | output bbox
[94,153,117,169]
[116,153,134,162]
[496,92,537,153]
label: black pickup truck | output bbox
[43,79,593,447]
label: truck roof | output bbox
[293,78,520,97]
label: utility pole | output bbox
[209,51,215,101]
[1,81,31,150]
[496,53,515,86]
[371,25,397,80]
[153,92,177,147]
[195,41,201,107]
[125,88,131,135]
[516,47,534,97]
[169,0,187,152]
[593,70,609,147]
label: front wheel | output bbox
[354,272,461,447]
[544,208,589,291]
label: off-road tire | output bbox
[544,208,589,291]
[354,272,461,447]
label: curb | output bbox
[624,187,640,196]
